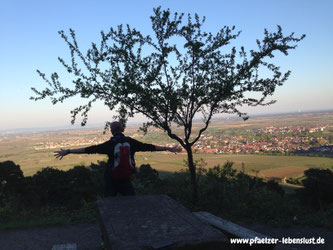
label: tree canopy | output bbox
[31,7,305,200]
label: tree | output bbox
[302,168,333,210]
[0,161,24,202]
[31,7,305,201]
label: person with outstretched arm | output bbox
[54,121,181,197]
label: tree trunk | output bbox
[185,145,198,203]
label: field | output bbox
[135,152,333,178]
[1,141,332,178]
[1,111,333,177]
[0,131,108,176]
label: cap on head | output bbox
[110,121,124,135]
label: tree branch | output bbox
[190,102,217,146]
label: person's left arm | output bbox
[132,138,181,153]
[155,145,182,153]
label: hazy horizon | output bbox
[1,109,332,133]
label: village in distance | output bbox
[1,110,333,180]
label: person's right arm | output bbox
[54,147,86,160]
[54,141,111,160]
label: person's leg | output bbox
[117,180,136,196]
[104,169,117,197]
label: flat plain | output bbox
[1,111,333,177]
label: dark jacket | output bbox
[84,133,156,169]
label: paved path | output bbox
[0,222,101,250]
[0,221,332,250]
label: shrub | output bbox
[136,164,159,185]
[301,168,333,210]
[65,166,104,207]
[266,180,285,196]
[1,160,332,229]
[31,167,69,207]
[0,161,25,203]
[29,165,104,209]
[287,177,302,185]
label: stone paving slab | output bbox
[96,195,227,250]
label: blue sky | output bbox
[1,0,332,130]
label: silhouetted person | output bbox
[54,121,181,197]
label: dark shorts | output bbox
[104,168,135,197]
